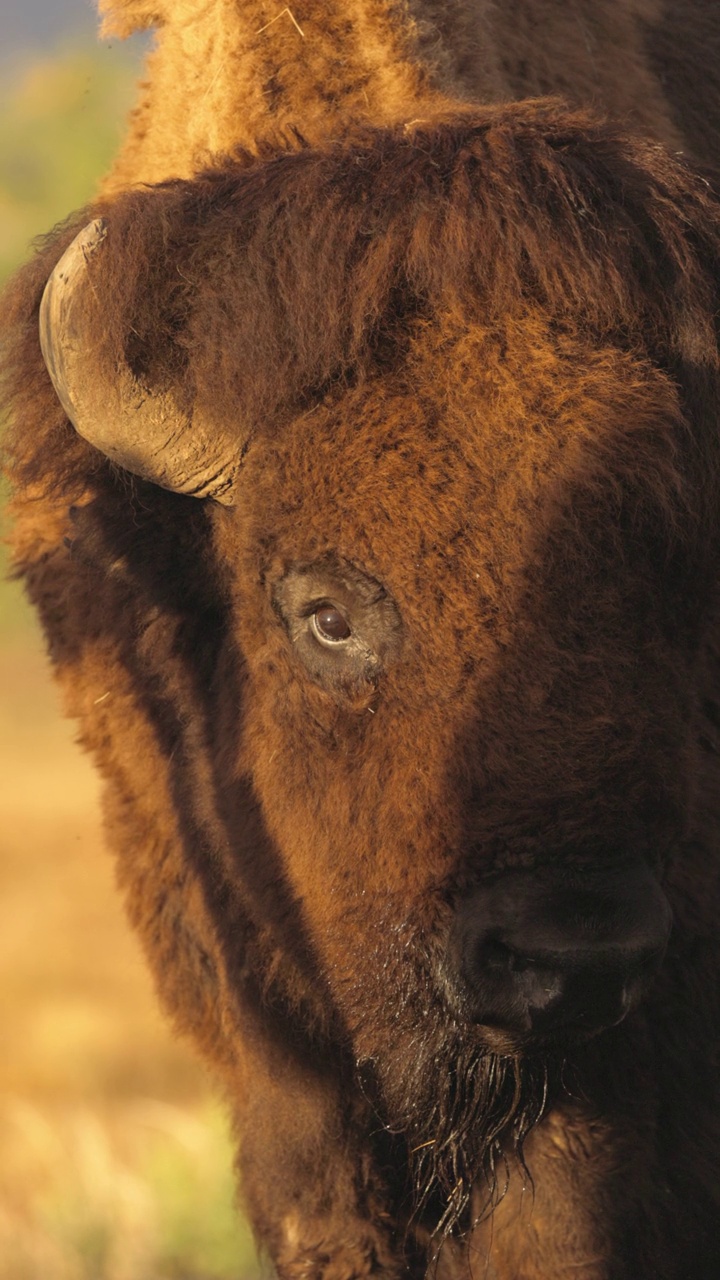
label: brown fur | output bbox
[96,0,718,189]
[3,3,720,1278]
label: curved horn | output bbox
[39,218,240,504]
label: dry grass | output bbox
[0,1096,253,1280]
[0,620,261,1279]
[1,39,260,1277]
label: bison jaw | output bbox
[39,218,241,503]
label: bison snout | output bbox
[448,862,672,1043]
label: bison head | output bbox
[28,102,720,1226]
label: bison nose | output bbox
[448,862,672,1040]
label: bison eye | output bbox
[311,603,352,645]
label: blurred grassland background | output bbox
[1,18,261,1280]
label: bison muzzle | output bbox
[448,863,673,1046]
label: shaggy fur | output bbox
[97,0,720,189]
[4,4,720,1279]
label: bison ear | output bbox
[39,218,240,505]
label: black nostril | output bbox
[448,861,672,1041]
[459,938,645,1037]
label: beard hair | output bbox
[406,1042,550,1237]
[351,933,554,1241]
[376,1033,552,1239]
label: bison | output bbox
[3,1,720,1276]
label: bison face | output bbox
[34,107,720,1219]
[215,318,692,1058]
[201,314,699,1210]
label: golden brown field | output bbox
[1,37,261,1280]
[0,589,261,1279]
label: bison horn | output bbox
[39,218,240,504]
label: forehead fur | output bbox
[3,100,720,506]
[113,101,720,398]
